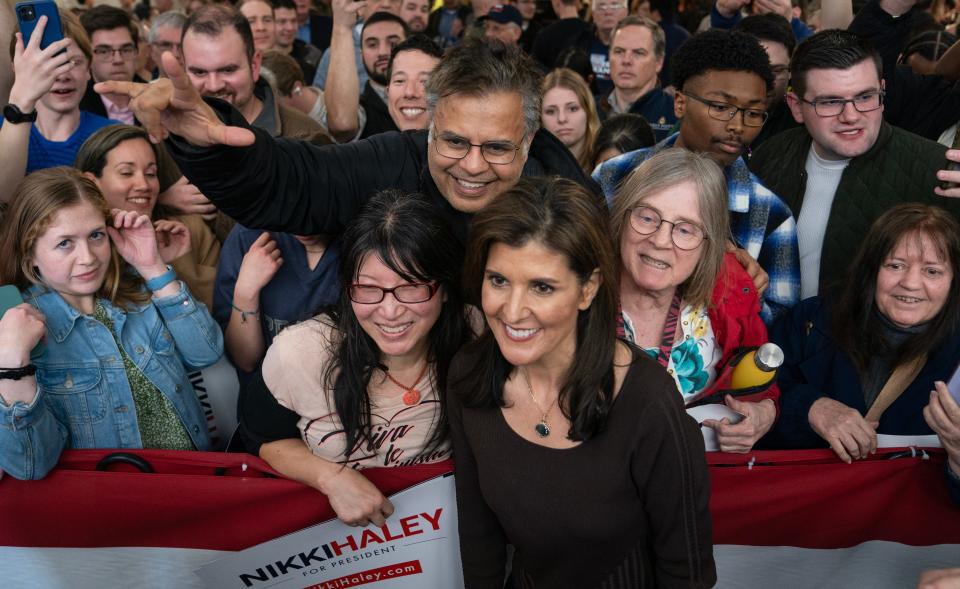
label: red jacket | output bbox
[618,252,780,408]
[701,253,780,409]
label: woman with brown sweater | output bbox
[448,177,715,588]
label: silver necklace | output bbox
[521,368,552,438]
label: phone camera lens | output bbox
[18,6,36,20]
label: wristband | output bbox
[0,364,37,380]
[231,301,260,323]
[144,265,176,292]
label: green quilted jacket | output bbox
[748,122,959,294]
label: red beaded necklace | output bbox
[384,363,429,406]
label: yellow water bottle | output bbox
[730,343,784,390]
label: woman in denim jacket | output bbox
[0,168,224,480]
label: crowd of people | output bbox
[2,0,960,586]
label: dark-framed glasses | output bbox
[348,282,439,304]
[681,90,769,127]
[151,41,182,52]
[93,44,138,61]
[432,128,526,165]
[629,206,707,250]
[797,91,885,117]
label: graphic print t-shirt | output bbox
[261,317,450,468]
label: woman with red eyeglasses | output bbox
[256,189,472,527]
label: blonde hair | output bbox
[542,68,601,173]
[0,167,150,309]
[611,149,730,308]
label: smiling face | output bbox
[38,44,90,114]
[183,28,261,119]
[482,240,599,369]
[362,21,406,86]
[240,0,276,51]
[609,24,663,97]
[427,91,530,214]
[88,138,159,217]
[787,59,884,161]
[619,180,705,298]
[675,69,768,167]
[90,27,137,84]
[274,6,299,49]
[875,231,953,328]
[30,202,111,314]
[387,49,440,131]
[351,253,444,363]
[541,86,587,152]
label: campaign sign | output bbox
[195,474,463,589]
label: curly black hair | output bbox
[670,29,774,93]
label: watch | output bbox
[3,103,37,124]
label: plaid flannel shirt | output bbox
[593,134,800,323]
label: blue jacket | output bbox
[765,297,960,448]
[0,282,223,480]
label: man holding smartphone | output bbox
[0,9,115,205]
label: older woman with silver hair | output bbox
[612,148,779,452]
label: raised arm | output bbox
[101,52,423,237]
[0,304,69,480]
[0,26,73,204]
[323,0,365,142]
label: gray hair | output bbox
[611,15,666,59]
[425,38,542,136]
[149,10,187,43]
[611,148,730,309]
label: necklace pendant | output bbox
[402,388,421,406]
[534,421,550,437]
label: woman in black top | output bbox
[448,177,715,588]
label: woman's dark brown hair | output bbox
[833,203,960,373]
[458,177,620,441]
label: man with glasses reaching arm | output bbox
[595,29,800,324]
[749,29,960,300]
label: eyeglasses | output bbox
[432,128,526,165]
[348,282,439,304]
[681,90,769,127]
[797,91,885,117]
[594,2,627,11]
[93,44,138,61]
[151,41,181,52]
[629,206,707,250]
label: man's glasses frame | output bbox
[796,91,885,117]
[92,44,138,61]
[432,128,526,165]
[681,90,769,127]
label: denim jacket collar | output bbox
[25,285,142,344]
[25,285,87,344]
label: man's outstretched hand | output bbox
[95,51,255,148]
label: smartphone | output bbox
[947,361,960,405]
[0,285,45,358]
[15,0,64,51]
